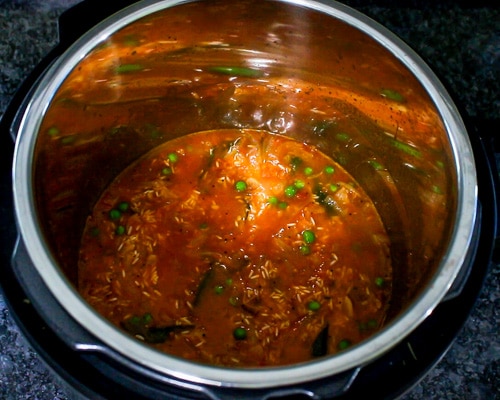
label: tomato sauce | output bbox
[78,129,391,366]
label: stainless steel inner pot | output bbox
[12,0,477,390]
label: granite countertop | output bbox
[0,0,498,399]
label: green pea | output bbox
[235,180,247,192]
[214,285,224,295]
[267,196,279,205]
[115,225,126,235]
[338,339,351,350]
[302,229,316,244]
[304,167,314,176]
[117,201,129,212]
[278,201,288,210]
[324,165,335,175]
[294,180,305,189]
[375,277,385,287]
[367,319,378,329]
[307,300,321,311]
[233,327,248,340]
[161,167,173,175]
[47,127,60,136]
[229,296,239,306]
[432,185,443,194]
[109,209,121,220]
[329,184,339,192]
[284,185,298,198]
[168,152,178,163]
[336,133,350,142]
[142,313,153,324]
[149,126,162,139]
[300,245,311,255]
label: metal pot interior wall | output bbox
[15,0,471,383]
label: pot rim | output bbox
[12,0,478,389]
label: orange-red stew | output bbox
[78,128,391,366]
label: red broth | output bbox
[78,129,391,366]
[32,0,455,368]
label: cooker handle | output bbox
[471,117,500,262]
[10,236,112,351]
[443,117,500,302]
[441,201,482,302]
[3,45,64,143]
[201,367,361,400]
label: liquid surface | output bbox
[78,129,392,366]
[29,0,456,370]
[35,0,455,313]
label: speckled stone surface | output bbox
[0,1,499,399]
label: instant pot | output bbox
[0,0,498,399]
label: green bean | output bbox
[380,88,405,103]
[208,66,264,78]
[60,135,76,145]
[368,160,384,171]
[336,132,350,142]
[115,63,144,74]
[294,180,305,189]
[121,313,194,344]
[390,139,421,158]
